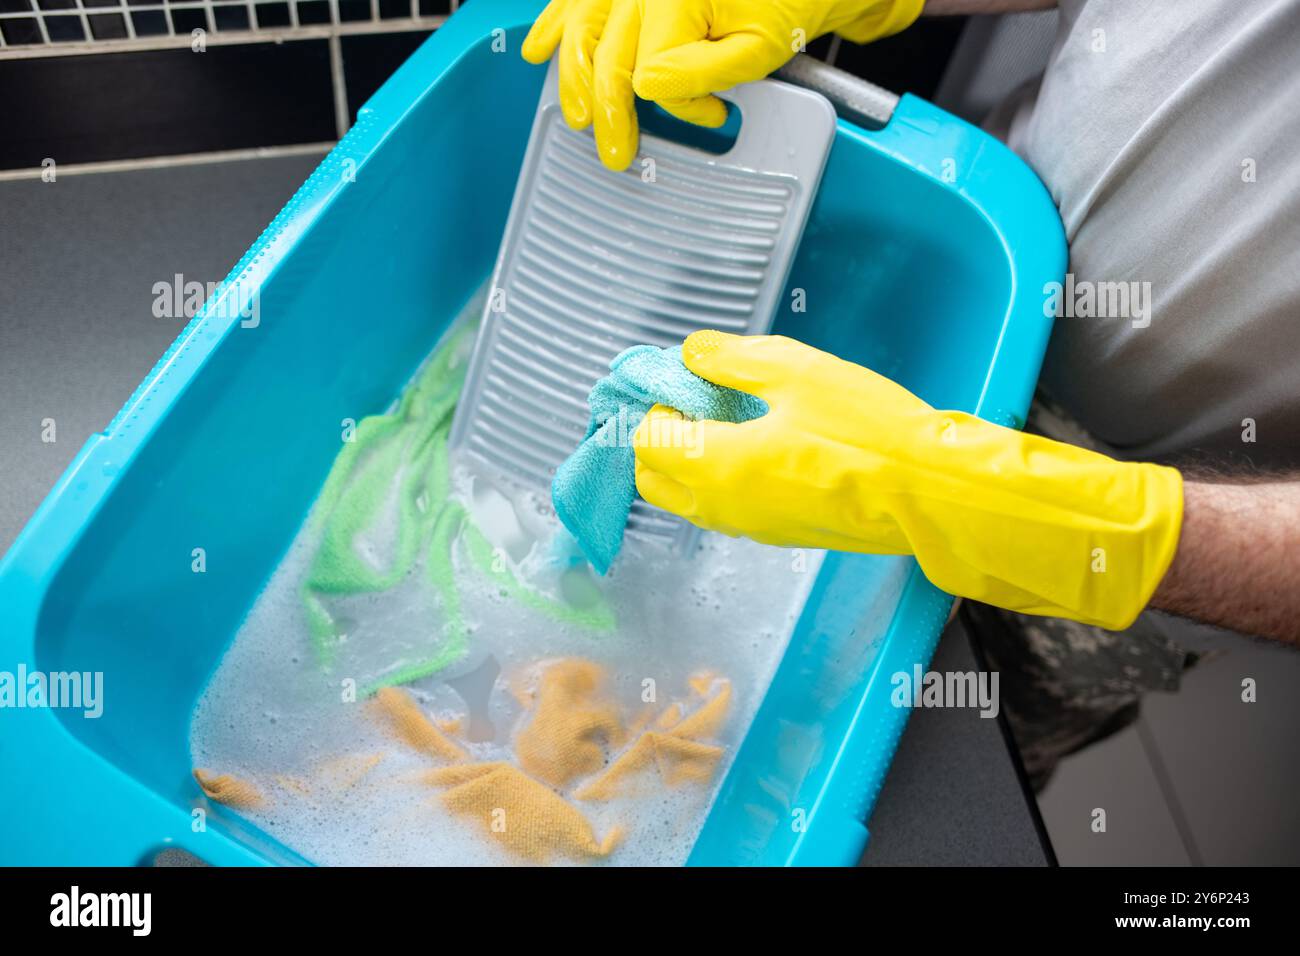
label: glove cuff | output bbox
[834,0,926,45]
[1107,461,1184,630]
[899,416,1186,633]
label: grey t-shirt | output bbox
[1004,0,1300,470]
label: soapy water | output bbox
[190,288,823,866]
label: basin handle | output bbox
[776,53,899,127]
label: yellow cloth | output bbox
[576,735,723,800]
[374,669,622,862]
[273,774,313,797]
[436,716,465,737]
[667,672,731,738]
[514,659,624,787]
[521,0,923,170]
[316,753,385,792]
[193,769,265,809]
[576,673,730,800]
[635,332,1184,631]
[209,662,733,862]
[424,763,623,863]
[371,686,469,762]
[197,752,385,811]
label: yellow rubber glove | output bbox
[633,331,1185,631]
[520,0,925,170]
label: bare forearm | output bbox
[1151,479,1300,644]
[923,0,1056,15]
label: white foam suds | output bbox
[190,295,822,866]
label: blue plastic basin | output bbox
[0,0,1064,866]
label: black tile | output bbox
[341,29,433,124]
[379,0,410,19]
[45,13,86,40]
[0,17,41,43]
[0,0,33,11]
[0,40,337,170]
[254,2,291,28]
[170,7,207,33]
[805,34,833,61]
[83,0,122,8]
[295,0,329,24]
[338,0,369,22]
[418,0,450,14]
[212,5,250,31]
[88,11,128,39]
[130,9,168,35]
[831,16,967,100]
[36,0,75,10]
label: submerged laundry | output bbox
[384,665,730,863]
[189,297,820,866]
[514,658,623,787]
[426,764,622,863]
[552,345,767,575]
[372,686,468,762]
[193,769,263,809]
[375,679,626,863]
[193,660,735,864]
[299,320,615,694]
[576,673,731,801]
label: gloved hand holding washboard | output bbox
[526,0,1299,643]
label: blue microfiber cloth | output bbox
[552,345,767,574]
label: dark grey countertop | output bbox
[0,154,1049,866]
[862,617,1052,865]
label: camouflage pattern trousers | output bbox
[960,602,1194,790]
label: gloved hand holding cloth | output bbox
[521,0,924,169]
[634,331,1185,631]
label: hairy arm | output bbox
[923,0,1057,14]
[1151,480,1300,644]
[907,0,1299,644]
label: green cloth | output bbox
[300,321,615,695]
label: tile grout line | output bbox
[329,31,349,140]
[0,19,446,61]
[0,142,336,182]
